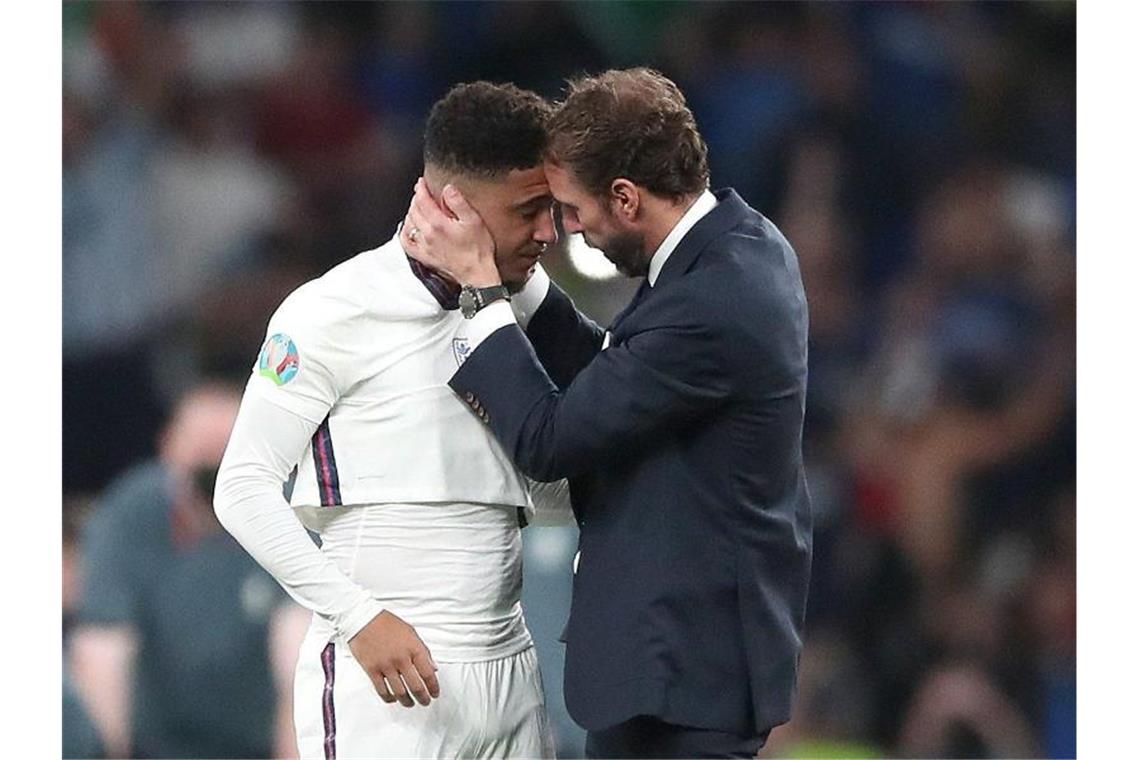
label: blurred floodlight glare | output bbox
[566,233,620,281]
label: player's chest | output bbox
[340,313,467,402]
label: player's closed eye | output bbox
[520,201,553,221]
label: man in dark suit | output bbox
[403,68,812,759]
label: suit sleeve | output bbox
[524,282,606,389]
[449,286,732,482]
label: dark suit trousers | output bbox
[584,715,769,759]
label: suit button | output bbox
[465,391,474,402]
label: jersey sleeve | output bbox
[215,357,385,642]
[245,288,355,425]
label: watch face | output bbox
[459,287,477,318]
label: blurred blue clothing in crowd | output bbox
[63,108,166,493]
[63,111,162,360]
[1043,667,1076,759]
[63,667,105,760]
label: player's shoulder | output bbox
[269,245,388,334]
[275,235,414,321]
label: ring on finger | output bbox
[408,226,420,243]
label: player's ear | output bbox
[609,179,639,222]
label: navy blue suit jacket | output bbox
[450,189,812,737]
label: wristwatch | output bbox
[458,284,511,319]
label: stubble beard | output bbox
[601,230,649,279]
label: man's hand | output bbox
[402,178,502,287]
[347,610,441,708]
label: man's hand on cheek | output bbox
[403,179,501,287]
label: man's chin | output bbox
[599,232,647,279]
[605,256,634,278]
[604,251,648,279]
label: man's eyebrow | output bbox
[514,192,554,209]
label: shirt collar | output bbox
[647,189,717,287]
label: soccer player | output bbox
[213,82,567,759]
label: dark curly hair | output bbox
[547,68,709,200]
[424,81,552,178]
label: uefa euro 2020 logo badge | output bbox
[259,334,300,386]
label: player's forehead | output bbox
[501,165,551,206]
[469,165,550,209]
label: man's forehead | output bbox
[542,161,583,198]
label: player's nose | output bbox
[535,206,558,245]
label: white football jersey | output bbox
[248,233,533,529]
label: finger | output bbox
[404,210,423,247]
[441,184,479,224]
[413,651,441,699]
[399,662,433,706]
[411,181,452,230]
[372,673,396,704]
[406,203,444,254]
[405,209,437,259]
[400,215,416,247]
[384,669,414,708]
[415,177,454,221]
[406,204,429,238]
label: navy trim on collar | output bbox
[407,256,460,310]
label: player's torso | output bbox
[287,241,530,518]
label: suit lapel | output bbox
[609,279,650,336]
[608,189,753,341]
[651,189,752,290]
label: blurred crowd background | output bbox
[62,1,1075,758]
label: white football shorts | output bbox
[294,629,554,759]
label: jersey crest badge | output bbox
[453,337,472,367]
[259,333,300,386]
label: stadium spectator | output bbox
[69,382,308,759]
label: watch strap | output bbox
[461,284,511,318]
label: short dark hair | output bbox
[424,81,552,178]
[547,68,710,200]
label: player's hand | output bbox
[402,178,502,288]
[347,610,441,708]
